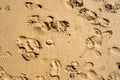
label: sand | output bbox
[0,0,120,80]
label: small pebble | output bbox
[46,39,54,45]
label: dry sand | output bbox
[0,0,120,80]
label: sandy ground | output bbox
[0,0,120,80]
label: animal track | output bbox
[88,69,99,80]
[77,72,87,80]
[95,17,110,27]
[64,61,87,79]
[0,66,13,80]
[78,7,111,27]
[49,59,61,79]
[16,36,42,61]
[0,46,12,60]
[81,27,112,58]
[92,49,102,57]
[86,37,95,49]
[28,15,70,33]
[25,2,42,10]
[79,8,98,21]
[0,66,39,80]
[104,3,120,13]
[108,46,120,55]
[84,62,94,69]
[102,30,113,42]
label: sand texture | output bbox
[0,0,120,80]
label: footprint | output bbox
[91,36,102,47]
[84,62,94,68]
[92,49,102,57]
[2,51,12,60]
[95,17,110,27]
[27,38,42,54]
[79,8,98,22]
[13,73,29,80]
[86,37,95,49]
[94,28,102,37]
[70,61,79,69]
[28,15,70,33]
[50,59,62,68]
[104,3,117,13]
[65,61,81,79]
[69,72,76,78]
[108,46,120,55]
[22,51,37,61]
[25,2,42,10]
[77,72,87,80]
[114,3,120,10]
[64,0,84,9]
[0,46,12,60]
[49,59,61,77]
[44,17,70,32]
[65,61,79,73]
[58,20,70,32]
[88,69,99,80]
[0,66,12,80]
[16,36,42,61]
[102,30,113,43]
[0,66,5,78]
[34,75,45,80]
